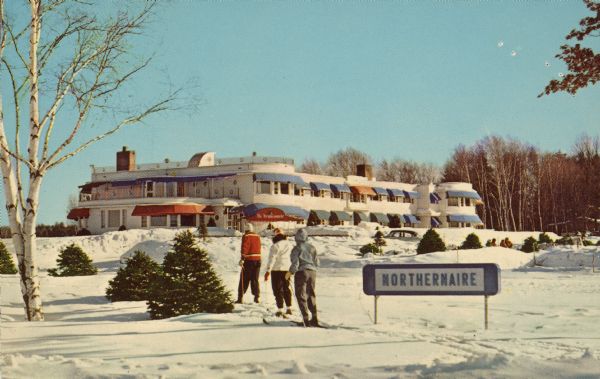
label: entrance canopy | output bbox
[131,204,214,216]
[67,208,90,220]
[241,203,309,222]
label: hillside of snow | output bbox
[2,226,600,378]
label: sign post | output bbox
[363,263,500,329]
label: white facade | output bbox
[69,148,483,234]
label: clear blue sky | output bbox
[2,1,600,224]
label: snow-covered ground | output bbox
[2,226,600,378]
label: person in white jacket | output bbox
[264,229,293,317]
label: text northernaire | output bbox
[375,268,485,292]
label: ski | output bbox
[262,316,329,328]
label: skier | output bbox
[264,228,293,317]
[236,223,262,304]
[286,228,320,327]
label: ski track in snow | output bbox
[2,226,600,378]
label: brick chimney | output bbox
[116,146,136,171]
[356,163,373,180]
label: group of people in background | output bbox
[487,237,513,248]
[236,224,320,327]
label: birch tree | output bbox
[0,0,179,321]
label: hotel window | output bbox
[280,182,290,195]
[169,215,178,227]
[108,210,120,228]
[166,182,176,197]
[141,216,148,227]
[448,197,459,206]
[257,181,270,194]
[150,215,167,227]
[145,181,154,198]
[100,210,105,228]
[177,182,185,197]
[181,215,196,227]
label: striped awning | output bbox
[330,183,351,194]
[430,193,442,203]
[447,214,483,224]
[331,210,352,221]
[310,210,331,221]
[253,173,309,188]
[403,214,419,224]
[67,208,90,220]
[310,182,331,192]
[370,212,389,224]
[372,187,388,196]
[403,190,420,199]
[386,188,404,197]
[446,190,481,200]
[431,217,441,227]
[132,204,214,216]
[353,211,369,222]
[350,186,377,196]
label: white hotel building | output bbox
[68,147,484,234]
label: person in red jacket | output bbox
[236,223,262,304]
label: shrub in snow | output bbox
[147,230,233,319]
[76,228,91,236]
[538,232,553,244]
[417,229,446,255]
[105,251,161,302]
[0,241,18,274]
[556,236,574,245]
[359,243,381,256]
[582,240,594,246]
[48,243,97,276]
[460,233,482,250]
[118,225,127,231]
[373,230,386,249]
[521,237,539,253]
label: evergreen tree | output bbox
[106,251,161,302]
[0,241,18,274]
[373,229,386,253]
[460,233,483,250]
[538,232,553,244]
[147,230,233,319]
[417,229,446,255]
[48,243,98,277]
[521,237,539,253]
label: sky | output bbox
[2,0,600,224]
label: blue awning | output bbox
[310,210,331,221]
[447,214,483,224]
[354,211,369,222]
[310,182,331,192]
[253,173,310,188]
[446,190,481,200]
[431,217,441,227]
[330,183,351,194]
[403,190,420,199]
[370,212,389,224]
[331,210,352,221]
[387,188,404,197]
[430,193,442,203]
[243,203,309,220]
[372,187,388,196]
[403,214,419,224]
[111,173,237,187]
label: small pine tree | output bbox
[0,241,18,274]
[359,243,381,256]
[460,233,482,250]
[147,230,233,319]
[373,230,386,253]
[48,243,98,277]
[198,219,208,241]
[106,251,162,302]
[538,232,553,244]
[417,229,446,254]
[521,237,539,253]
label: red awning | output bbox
[349,185,377,196]
[67,208,90,220]
[246,207,301,222]
[131,204,214,217]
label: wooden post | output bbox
[484,295,489,330]
[374,295,379,324]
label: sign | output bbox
[363,263,500,296]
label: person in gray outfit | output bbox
[287,228,320,327]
